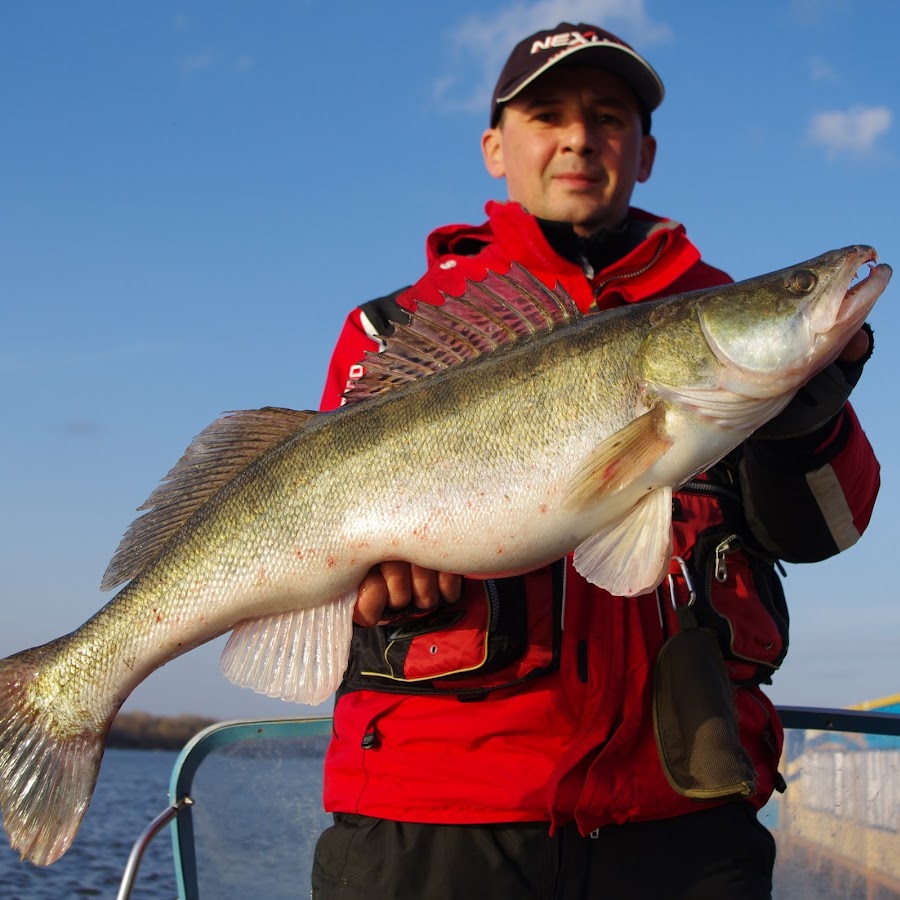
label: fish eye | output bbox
[786,269,818,294]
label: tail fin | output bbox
[0,645,109,866]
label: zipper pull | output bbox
[578,253,595,280]
[714,534,740,583]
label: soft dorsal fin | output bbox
[101,407,315,591]
[343,263,581,404]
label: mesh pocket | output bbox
[653,615,757,800]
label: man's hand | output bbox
[838,325,871,363]
[354,562,463,626]
[753,323,873,441]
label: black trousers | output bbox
[311,801,776,900]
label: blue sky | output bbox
[1,0,897,720]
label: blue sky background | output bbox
[1,0,897,720]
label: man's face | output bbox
[482,66,656,236]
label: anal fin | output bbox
[219,593,356,706]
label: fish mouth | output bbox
[838,248,892,328]
[803,245,891,378]
[694,245,891,402]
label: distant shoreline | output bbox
[109,711,218,751]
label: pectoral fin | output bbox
[573,486,673,597]
[219,592,356,705]
[564,406,671,511]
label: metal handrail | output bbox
[169,716,334,899]
[115,796,193,900]
[776,706,900,735]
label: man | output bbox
[312,23,879,900]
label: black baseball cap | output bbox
[490,23,664,127]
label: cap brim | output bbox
[495,41,664,114]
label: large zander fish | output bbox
[0,245,891,865]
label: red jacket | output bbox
[318,201,880,833]
[321,202,730,408]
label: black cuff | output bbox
[747,408,853,473]
[834,321,874,389]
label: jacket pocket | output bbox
[687,526,790,684]
[340,563,563,699]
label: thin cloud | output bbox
[808,105,892,159]
[807,56,840,83]
[179,48,255,76]
[436,0,671,117]
[180,48,219,75]
[789,0,850,25]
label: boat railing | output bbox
[116,707,900,900]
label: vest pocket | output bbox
[686,526,789,683]
[340,564,562,698]
[653,605,757,799]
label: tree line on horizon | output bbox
[109,710,218,750]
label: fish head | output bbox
[695,245,891,398]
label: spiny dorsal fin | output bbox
[101,407,314,591]
[343,263,581,404]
